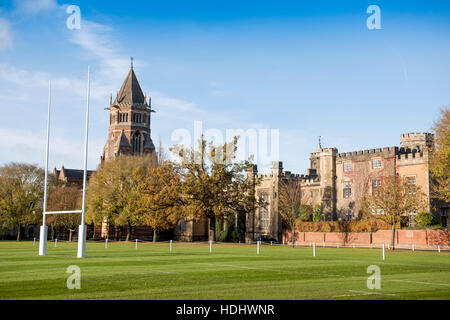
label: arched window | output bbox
[132,131,142,154]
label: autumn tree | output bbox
[46,182,82,241]
[430,107,450,203]
[86,155,157,241]
[0,163,44,241]
[279,179,304,247]
[364,175,427,250]
[135,162,185,242]
[171,136,262,241]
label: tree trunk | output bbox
[391,223,396,250]
[209,216,216,242]
[51,225,55,241]
[115,227,119,241]
[292,225,295,248]
[126,225,131,242]
[153,228,157,243]
[16,225,21,241]
[69,230,73,242]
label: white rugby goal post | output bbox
[39,66,91,258]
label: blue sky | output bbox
[0,0,449,173]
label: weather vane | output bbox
[318,136,324,149]
[130,56,134,69]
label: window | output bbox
[310,189,319,198]
[372,179,381,193]
[407,176,416,194]
[372,208,385,215]
[133,113,142,123]
[259,194,270,229]
[118,112,128,123]
[344,162,352,172]
[343,182,352,198]
[132,131,142,154]
[345,210,353,221]
[372,159,382,169]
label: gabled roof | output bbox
[113,67,146,106]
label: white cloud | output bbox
[0,18,13,50]
[0,127,104,170]
[13,0,58,15]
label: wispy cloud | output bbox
[13,0,58,15]
[0,18,13,50]
[0,127,104,170]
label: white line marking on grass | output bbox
[388,279,450,287]
[332,290,397,298]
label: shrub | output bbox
[415,212,433,228]
[312,206,321,222]
[295,219,394,232]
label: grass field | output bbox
[0,241,449,300]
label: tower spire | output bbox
[130,56,134,69]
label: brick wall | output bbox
[283,229,450,246]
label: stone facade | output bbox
[246,132,449,242]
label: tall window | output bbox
[407,176,417,194]
[259,193,270,229]
[132,131,142,154]
[372,159,382,169]
[372,179,381,193]
[133,112,142,123]
[344,162,352,172]
[343,182,352,198]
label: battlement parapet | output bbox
[311,148,338,156]
[397,150,428,163]
[401,132,434,140]
[337,146,396,159]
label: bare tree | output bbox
[364,175,427,250]
[279,179,304,247]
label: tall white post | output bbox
[257,240,260,255]
[412,244,415,251]
[170,240,173,252]
[210,240,212,253]
[55,239,57,248]
[105,238,108,248]
[438,245,440,253]
[382,243,386,260]
[313,242,316,257]
[39,81,51,257]
[33,237,36,247]
[78,66,91,259]
[136,239,138,249]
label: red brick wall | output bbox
[283,229,450,246]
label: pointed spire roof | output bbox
[113,67,146,106]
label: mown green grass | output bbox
[0,241,449,300]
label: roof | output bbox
[59,167,95,182]
[116,130,131,148]
[113,67,146,106]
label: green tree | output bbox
[0,163,44,240]
[86,155,157,241]
[135,162,185,242]
[430,107,450,202]
[171,136,262,241]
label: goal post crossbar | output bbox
[44,210,82,215]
